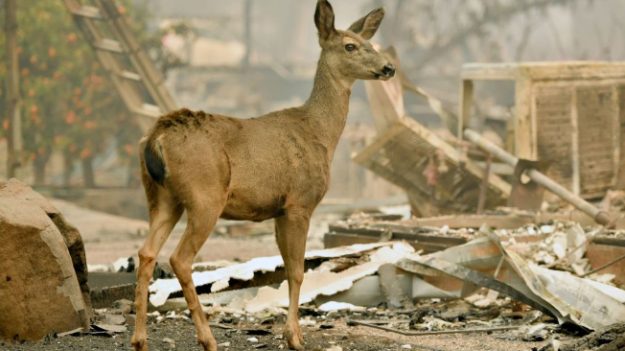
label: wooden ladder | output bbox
[62,0,177,131]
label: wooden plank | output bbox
[323,232,455,254]
[514,78,536,160]
[611,85,621,189]
[327,224,467,246]
[352,122,405,165]
[618,85,625,189]
[570,87,580,195]
[94,38,124,53]
[576,84,617,198]
[458,79,474,139]
[132,104,161,118]
[461,63,520,80]
[404,214,534,229]
[363,77,404,133]
[70,5,103,19]
[117,70,141,81]
[533,83,574,192]
[463,61,625,81]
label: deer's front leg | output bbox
[275,208,311,350]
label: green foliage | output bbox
[0,0,155,179]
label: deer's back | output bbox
[150,108,331,221]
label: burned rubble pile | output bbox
[108,212,623,350]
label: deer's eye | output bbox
[344,44,357,52]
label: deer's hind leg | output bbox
[132,186,183,351]
[169,194,226,351]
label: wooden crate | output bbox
[460,62,625,199]
[353,118,510,216]
[360,60,511,216]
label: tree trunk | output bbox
[5,0,22,178]
[81,156,95,187]
[126,158,140,187]
[63,151,73,187]
[32,152,50,186]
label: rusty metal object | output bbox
[508,159,548,210]
[586,242,625,285]
[464,129,613,226]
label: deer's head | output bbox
[314,0,395,82]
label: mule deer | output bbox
[131,1,394,350]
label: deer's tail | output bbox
[142,134,167,186]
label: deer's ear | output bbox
[348,7,385,40]
[315,0,336,42]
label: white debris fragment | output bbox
[550,335,561,351]
[551,233,567,259]
[532,250,556,265]
[401,344,412,349]
[147,311,160,318]
[379,204,411,219]
[162,337,175,348]
[318,301,365,312]
[112,256,133,272]
[247,337,259,343]
[87,264,112,273]
[522,323,548,341]
[588,273,616,285]
[299,318,317,327]
[244,243,414,313]
[149,242,396,306]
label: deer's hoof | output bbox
[198,335,218,351]
[130,334,148,351]
[284,327,305,350]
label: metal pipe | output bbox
[464,129,611,226]
[582,253,625,277]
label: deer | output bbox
[130,1,394,350]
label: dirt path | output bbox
[2,318,547,351]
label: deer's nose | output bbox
[382,64,395,77]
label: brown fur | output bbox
[131,1,394,351]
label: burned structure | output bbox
[459,62,625,200]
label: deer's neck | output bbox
[303,55,353,157]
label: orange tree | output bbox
[0,1,155,186]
